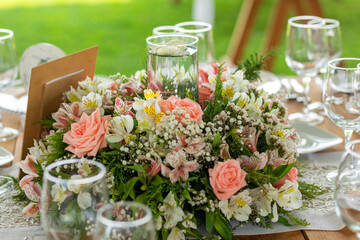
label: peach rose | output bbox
[209,159,247,201]
[272,167,298,189]
[159,96,203,123]
[63,108,111,157]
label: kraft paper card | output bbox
[20,46,98,179]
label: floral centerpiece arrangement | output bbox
[19,54,315,239]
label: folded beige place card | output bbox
[20,46,98,179]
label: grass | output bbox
[0,0,359,77]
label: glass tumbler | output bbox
[175,21,215,68]
[41,159,108,240]
[94,201,156,240]
[146,34,199,101]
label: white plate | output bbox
[0,93,27,115]
[257,70,282,95]
[292,122,343,154]
[0,147,14,166]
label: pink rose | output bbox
[19,155,39,177]
[272,167,298,189]
[209,159,247,201]
[159,96,203,124]
[63,108,111,157]
[23,202,40,217]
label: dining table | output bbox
[0,77,358,240]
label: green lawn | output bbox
[1,0,359,77]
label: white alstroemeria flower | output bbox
[244,92,263,119]
[167,227,185,240]
[77,158,92,176]
[77,191,92,210]
[133,91,164,131]
[154,215,163,231]
[78,76,101,94]
[222,69,249,98]
[66,86,83,103]
[202,73,217,92]
[67,175,83,193]
[135,69,147,81]
[251,184,278,217]
[82,92,103,115]
[51,183,69,205]
[159,192,184,229]
[29,139,47,164]
[96,77,114,93]
[276,180,302,211]
[106,115,134,143]
[219,190,252,221]
[232,92,250,108]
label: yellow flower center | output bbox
[144,90,160,99]
[222,88,234,97]
[84,101,98,109]
[235,198,246,207]
[155,112,165,123]
[273,130,285,139]
[144,106,156,116]
[237,100,248,108]
[69,93,80,103]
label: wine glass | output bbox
[323,58,360,182]
[0,29,19,142]
[285,16,329,126]
[41,159,108,240]
[94,201,156,240]
[174,21,215,69]
[310,18,342,85]
[334,139,360,239]
[152,26,178,35]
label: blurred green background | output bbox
[1,0,359,76]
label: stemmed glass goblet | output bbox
[285,16,329,125]
[0,29,19,142]
[323,58,360,182]
[334,139,360,239]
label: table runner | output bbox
[0,152,345,239]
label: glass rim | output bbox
[175,21,212,33]
[152,25,178,35]
[345,139,360,159]
[328,57,360,70]
[97,201,153,228]
[43,159,106,185]
[288,15,324,28]
[308,18,340,29]
[0,29,14,40]
[146,34,198,47]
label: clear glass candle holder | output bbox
[175,21,215,68]
[146,34,199,101]
[41,159,108,240]
[94,201,156,240]
[152,25,178,35]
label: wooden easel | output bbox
[226,0,324,70]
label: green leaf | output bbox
[278,216,292,226]
[212,132,222,149]
[151,175,163,185]
[127,165,145,173]
[206,211,215,233]
[271,163,295,182]
[162,228,169,240]
[214,211,232,240]
[124,177,139,199]
[108,142,121,150]
[182,189,192,201]
[136,193,147,203]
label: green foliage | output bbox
[235,52,268,82]
[277,207,309,226]
[206,210,215,233]
[44,131,69,164]
[214,210,232,240]
[298,181,330,200]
